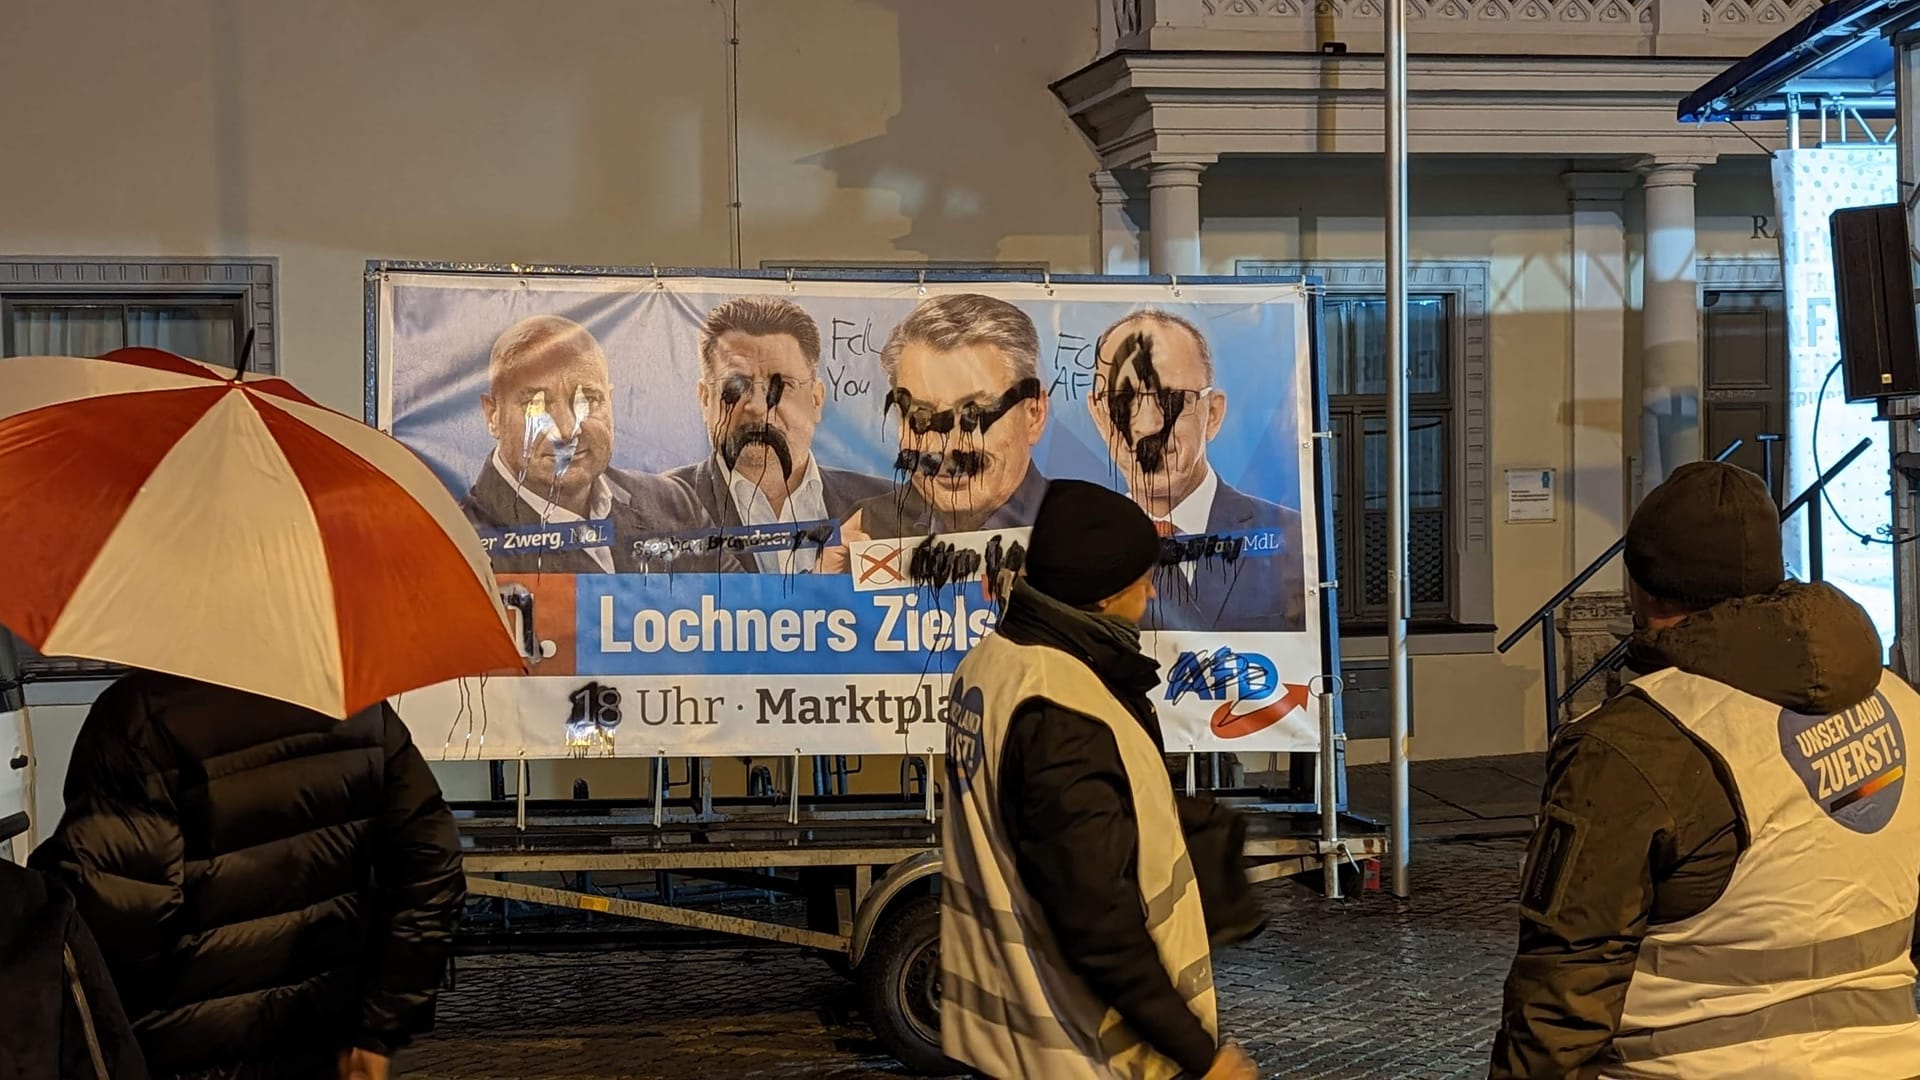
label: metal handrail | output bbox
[1555,436,1875,720]
[1496,439,1745,656]
[1492,440,1741,739]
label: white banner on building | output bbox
[1772,147,1897,652]
[373,270,1330,758]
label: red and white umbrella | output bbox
[0,347,522,718]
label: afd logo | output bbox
[1165,647,1309,740]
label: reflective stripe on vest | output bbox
[940,632,1217,1080]
[1612,667,1920,1073]
[1612,984,1919,1062]
[1636,912,1917,986]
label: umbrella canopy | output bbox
[0,347,522,718]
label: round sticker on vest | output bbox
[1777,691,1907,833]
[946,681,986,795]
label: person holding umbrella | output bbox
[0,348,524,1080]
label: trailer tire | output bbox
[858,895,962,1076]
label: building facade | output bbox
[0,0,1817,813]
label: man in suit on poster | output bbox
[832,293,1051,556]
[660,295,889,573]
[461,314,710,574]
[1088,310,1307,632]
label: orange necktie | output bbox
[1154,519,1178,538]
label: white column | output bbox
[1564,172,1636,584]
[1638,157,1711,494]
[1091,170,1144,275]
[1146,156,1213,275]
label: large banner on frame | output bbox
[373,270,1325,759]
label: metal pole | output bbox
[1893,33,1920,679]
[1541,609,1561,737]
[1758,432,1782,504]
[1808,494,1825,583]
[653,752,667,828]
[1318,685,1342,900]
[1385,0,1412,899]
[1787,95,1802,151]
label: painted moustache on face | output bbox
[719,424,795,479]
[714,372,797,478]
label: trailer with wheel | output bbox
[367,263,1377,1070]
[451,774,1383,1073]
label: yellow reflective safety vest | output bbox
[940,632,1218,1080]
[1606,667,1920,1078]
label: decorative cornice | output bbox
[1090,169,1130,203]
[1698,256,1783,290]
[1145,157,1214,187]
[1053,53,1779,164]
[1637,154,1718,186]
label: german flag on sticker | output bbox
[1830,765,1905,815]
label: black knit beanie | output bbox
[1023,479,1161,607]
[1624,460,1784,607]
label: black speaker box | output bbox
[1831,202,1920,402]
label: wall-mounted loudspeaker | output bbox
[1831,203,1920,402]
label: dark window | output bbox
[4,294,247,365]
[1322,295,1452,621]
[1,264,272,685]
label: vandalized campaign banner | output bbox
[1773,147,1897,652]
[371,269,1326,758]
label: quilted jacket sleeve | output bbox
[356,704,467,1056]
[31,679,185,991]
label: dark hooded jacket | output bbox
[30,673,465,1079]
[0,859,147,1080]
[1490,582,1908,1079]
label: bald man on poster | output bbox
[461,314,710,574]
[1088,310,1306,633]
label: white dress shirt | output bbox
[493,450,617,573]
[722,453,829,573]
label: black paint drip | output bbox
[1158,533,1245,567]
[908,536,986,591]
[1004,541,1026,576]
[717,372,787,411]
[1104,331,1188,474]
[1132,430,1173,474]
[894,448,991,480]
[884,378,1042,438]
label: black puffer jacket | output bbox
[30,673,465,1079]
[0,859,147,1079]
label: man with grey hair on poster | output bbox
[837,292,1050,547]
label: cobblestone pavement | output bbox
[406,838,1522,1079]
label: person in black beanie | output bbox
[939,479,1257,1080]
[1492,461,1920,1078]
